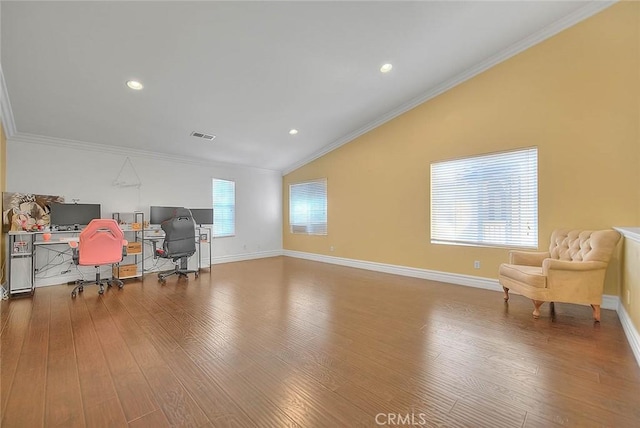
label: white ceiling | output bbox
[1,1,609,173]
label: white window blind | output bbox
[289,179,327,235]
[431,147,538,248]
[212,178,235,237]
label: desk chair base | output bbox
[71,268,123,298]
[158,258,198,284]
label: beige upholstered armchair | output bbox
[498,229,620,321]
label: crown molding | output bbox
[9,132,279,173]
[0,63,17,138]
[281,0,616,176]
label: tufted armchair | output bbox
[498,229,620,321]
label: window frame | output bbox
[430,147,538,249]
[212,178,236,238]
[289,178,328,236]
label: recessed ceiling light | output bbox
[126,80,144,90]
[289,129,298,135]
[380,63,393,73]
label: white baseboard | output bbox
[212,250,283,265]
[285,250,622,306]
[283,250,621,308]
[601,294,619,311]
[616,301,640,368]
[284,250,504,292]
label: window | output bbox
[212,178,235,237]
[289,179,327,235]
[431,147,538,248]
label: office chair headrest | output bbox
[174,208,193,219]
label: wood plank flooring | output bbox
[1,256,639,427]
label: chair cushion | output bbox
[499,263,546,289]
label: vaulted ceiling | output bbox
[1,1,611,172]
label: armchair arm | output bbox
[542,259,607,274]
[542,259,609,303]
[509,251,549,266]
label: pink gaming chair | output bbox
[69,219,128,297]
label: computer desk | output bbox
[6,227,212,297]
[7,230,81,296]
[143,226,212,272]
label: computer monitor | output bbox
[50,203,101,228]
[149,206,182,225]
[189,208,213,226]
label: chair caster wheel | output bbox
[71,292,77,298]
[118,283,124,289]
[98,289,104,295]
[78,286,84,293]
[195,272,199,278]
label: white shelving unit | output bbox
[7,231,35,296]
[112,212,145,280]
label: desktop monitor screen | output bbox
[149,206,182,225]
[189,208,213,225]
[50,203,101,227]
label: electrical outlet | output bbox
[474,261,480,269]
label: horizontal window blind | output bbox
[289,179,327,235]
[212,178,235,237]
[431,147,538,248]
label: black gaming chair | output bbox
[156,208,199,283]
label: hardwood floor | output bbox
[2,256,639,427]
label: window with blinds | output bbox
[431,147,538,248]
[212,178,235,237]
[289,179,327,235]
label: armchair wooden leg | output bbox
[502,286,510,302]
[591,304,601,322]
[532,300,544,319]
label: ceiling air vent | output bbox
[190,131,216,141]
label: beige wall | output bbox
[638,6,640,244]
[1,122,6,284]
[627,7,640,332]
[284,3,639,300]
